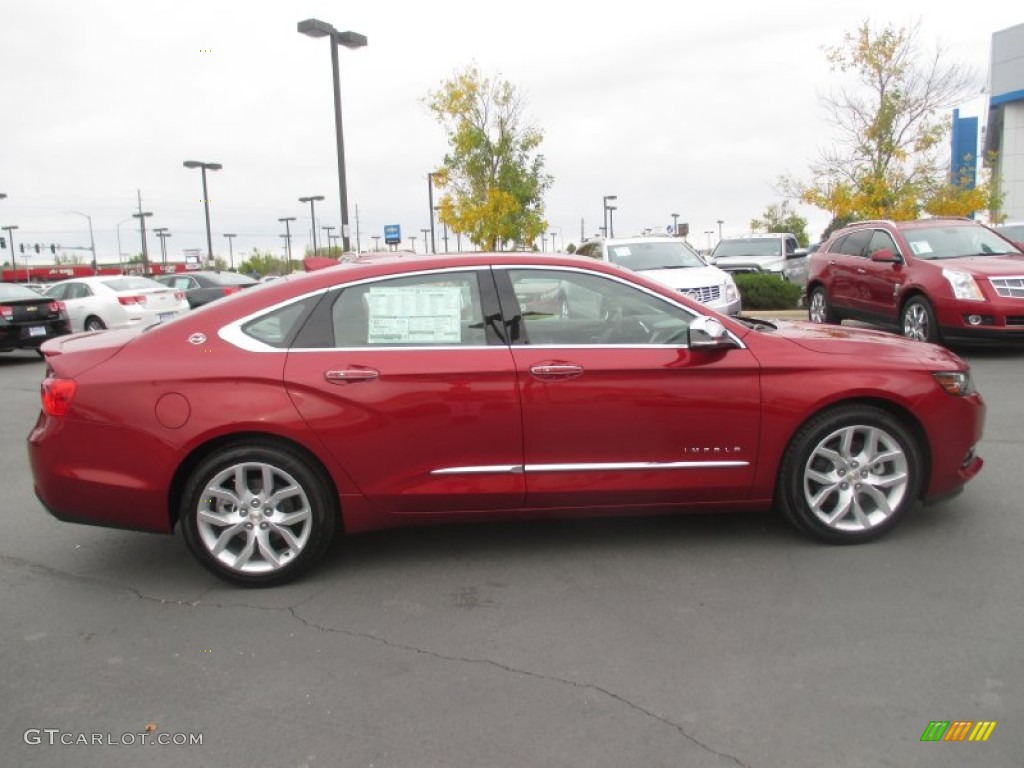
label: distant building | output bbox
[978,23,1024,220]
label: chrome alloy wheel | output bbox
[802,424,909,532]
[808,290,827,323]
[902,302,930,342]
[195,462,313,574]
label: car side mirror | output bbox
[788,248,808,259]
[870,248,901,263]
[688,316,737,351]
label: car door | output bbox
[825,229,873,312]
[851,228,905,322]
[47,281,90,332]
[498,266,762,509]
[282,266,525,515]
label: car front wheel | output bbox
[180,442,337,586]
[84,316,106,332]
[901,296,939,343]
[777,405,922,543]
[807,286,838,324]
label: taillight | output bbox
[0,305,11,320]
[47,301,63,314]
[118,295,145,306]
[41,377,77,417]
[174,291,185,302]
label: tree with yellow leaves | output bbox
[783,20,996,226]
[426,65,552,251]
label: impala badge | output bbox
[188,333,207,345]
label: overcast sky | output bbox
[1,1,1019,266]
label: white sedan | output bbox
[43,275,190,332]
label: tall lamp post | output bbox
[606,205,617,239]
[602,195,617,239]
[1,225,18,280]
[298,19,367,253]
[183,160,222,268]
[115,218,131,273]
[716,219,724,241]
[427,172,439,253]
[66,211,97,273]
[434,206,449,252]
[705,231,714,251]
[153,227,171,267]
[321,225,335,252]
[133,211,153,275]
[671,213,680,236]
[420,228,430,251]
[223,233,236,270]
[279,216,296,272]
[299,195,324,254]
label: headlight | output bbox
[725,278,738,302]
[942,269,985,301]
[933,370,975,396]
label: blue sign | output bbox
[383,224,401,245]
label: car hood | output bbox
[637,265,730,289]
[938,254,1024,276]
[714,254,783,270]
[760,319,962,364]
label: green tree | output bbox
[426,65,553,251]
[783,20,988,221]
[238,248,289,277]
[750,201,810,245]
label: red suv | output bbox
[807,218,1024,344]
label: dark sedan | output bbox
[0,282,72,353]
[153,270,258,309]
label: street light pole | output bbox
[153,227,171,267]
[427,172,438,253]
[133,211,153,275]
[607,206,617,239]
[223,233,236,270]
[409,235,417,253]
[183,160,222,269]
[421,228,430,251]
[321,225,335,253]
[671,213,680,236]
[298,19,367,253]
[66,211,97,273]
[1,225,18,280]
[115,218,131,273]
[602,195,617,239]
[717,219,724,241]
[299,195,324,254]
[279,217,296,272]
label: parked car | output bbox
[43,275,190,332]
[30,252,984,586]
[153,270,259,309]
[0,282,72,353]
[575,236,741,315]
[806,217,1024,344]
[711,233,808,286]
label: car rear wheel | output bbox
[180,442,337,586]
[807,286,838,324]
[777,405,922,543]
[901,297,939,343]
[84,316,106,331]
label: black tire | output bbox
[777,405,922,544]
[900,296,940,344]
[807,286,838,324]
[84,316,106,332]
[180,442,338,586]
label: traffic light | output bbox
[19,243,24,253]
[34,243,40,253]
[50,244,56,254]
[0,236,5,249]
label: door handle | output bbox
[856,268,867,274]
[325,368,379,383]
[530,363,583,380]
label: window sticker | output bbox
[909,240,934,256]
[609,246,633,257]
[366,285,463,343]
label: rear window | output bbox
[0,283,48,301]
[101,277,168,292]
[713,239,782,257]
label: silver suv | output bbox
[575,236,741,315]
[710,233,808,286]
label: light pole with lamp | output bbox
[602,195,617,239]
[704,231,714,252]
[321,225,335,252]
[408,235,417,253]
[420,228,430,251]
[671,213,680,236]
[223,233,236,270]
[1,225,18,280]
[66,211,97,273]
[717,219,724,241]
[299,195,324,254]
[183,160,222,268]
[115,218,131,273]
[427,172,440,253]
[371,235,381,251]
[549,230,558,252]
[298,19,367,253]
[279,217,296,272]
[606,205,617,239]
[133,211,153,275]
[153,227,171,267]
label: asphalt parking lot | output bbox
[2,339,1022,768]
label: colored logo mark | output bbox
[920,721,997,742]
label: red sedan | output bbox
[29,253,985,586]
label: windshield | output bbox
[903,225,1022,260]
[713,239,783,257]
[606,241,705,271]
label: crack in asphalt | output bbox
[3,553,750,767]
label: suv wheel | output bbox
[901,297,939,343]
[808,287,838,324]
